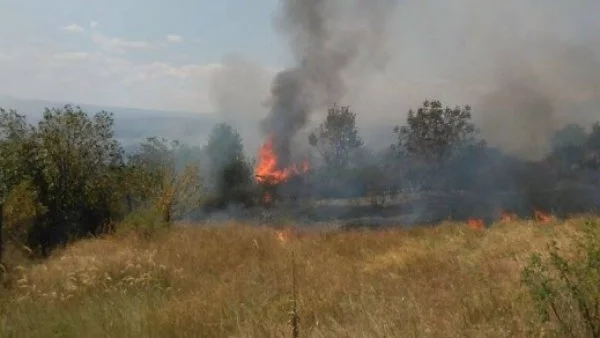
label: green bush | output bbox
[522,220,600,337]
[117,208,170,238]
[2,179,46,257]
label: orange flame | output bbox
[500,211,519,222]
[274,228,301,244]
[255,136,310,185]
[275,230,291,244]
[468,218,485,230]
[534,209,554,223]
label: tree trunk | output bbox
[126,194,134,213]
[163,204,172,225]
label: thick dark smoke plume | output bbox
[260,0,397,167]
[209,0,600,161]
[200,0,600,227]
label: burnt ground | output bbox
[188,185,600,230]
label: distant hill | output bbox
[0,95,397,156]
[0,95,264,153]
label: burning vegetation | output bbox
[255,136,310,186]
[500,211,519,222]
[254,136,311,206]
[210,0,600,226]
[468,218,485,231]
[193,99,600,228]
[534,209,555,224]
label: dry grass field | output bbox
[0,216,597,337]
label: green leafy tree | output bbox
[204,123,254,209]
[548,124,589,172]
[0,109,35,262]
[548,122,600,173]
[206,123,245,177]
[2,179,46,257]
[551,124,588,151]
[127,137,203,224]
[309,104,364,170]
[306,104,366,199]
[32,106,125,255]
[393,100,482,190]
[0,105,125,257]
[394,100,481,163]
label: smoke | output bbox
[260,0,398,167]
[200,0,600,226]
[478,74,558,160]
[209,0,600,160]
[208,56,277,156]
[345,0,600,157]
[475,35,600,159]
[209,55,274,120]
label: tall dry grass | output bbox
[0,216,593,337]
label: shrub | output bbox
[117,208,170,239]
[521,220,600,337]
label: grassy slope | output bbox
[0,217,593,338]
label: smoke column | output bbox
[209,0,600,160]
[260,0,397,167]
[342,0,600,158]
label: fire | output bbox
[255,136,310,185]
[534,209,554,223]
[275,230,291,244]
[500,211,519,222]
[468,218,485,230]
[274,228,301,244]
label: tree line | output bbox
[0,101,599,261]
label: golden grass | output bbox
[0,216,593,337]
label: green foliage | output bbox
[205,123,244,175]
[127,137,203,224]
[2,179,46,256]
[551,124,588,151]
[394,100,481,163]
[549,124,590,172]
[204,157,256,210]
[0,105,208,258]
[0,109,36,200]
[391,100,484,191]
[204,123,256,209]
[0,105,126,257]
[0,108,34,262]
[548,122,600,172]
[305,105,368,199]
[309,104,363,170]
[117,208,170,238]
[522,220,600,337]
[127,137,180,206]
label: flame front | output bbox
[534,209,554,223]
[255,136,310,185]
[468,218,485,230]
[500,211,519,222]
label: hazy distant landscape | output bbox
[0,94,395,158]
[0,94,227,148]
